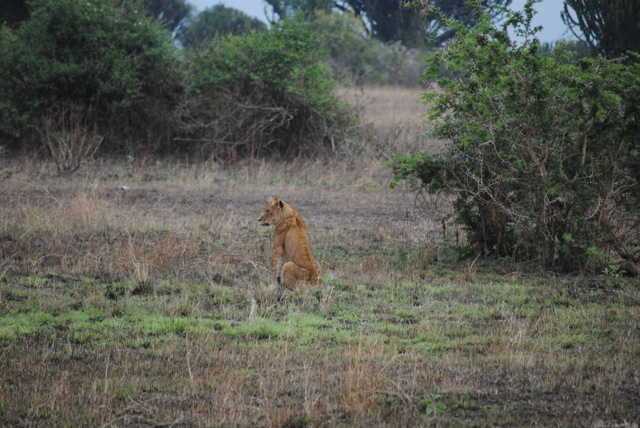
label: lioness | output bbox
[258,196,321,289]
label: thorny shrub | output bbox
[389,0,640,272]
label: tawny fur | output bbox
[258,197,321,289]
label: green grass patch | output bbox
[1,270,639,426]
[3,272,639,354]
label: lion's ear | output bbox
[279,200,284,209]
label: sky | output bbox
[189,0,576,43]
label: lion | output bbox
[258,196,321,289]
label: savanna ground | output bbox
[1,87,639,427]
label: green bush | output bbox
[182,18,356,160]
[0,0,182,154]
[388,0,640,271]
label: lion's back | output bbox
[281,213,318,276]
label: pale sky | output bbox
[189,0,576,43]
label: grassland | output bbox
[1,87,639,426]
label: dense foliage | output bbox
[388,0,640,272]
[0,1,354,161]
[0,0,182,154]
[182,18,355,160]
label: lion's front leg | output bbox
[273,239,286,286]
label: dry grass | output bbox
[1,87,639,426]
[339,85,446,159]
[0,152,444,285]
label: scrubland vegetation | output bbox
[1,0,639,425]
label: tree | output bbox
[139,0,193,36]
[420,0,513,45]
[265,0,333,21]
[388,0,640,272]
[0,0,182,153]
[339,0,425,46]
[562,0,640,59]
[180,4,266,48]
[312,11,424,85]
[266,0,513,46]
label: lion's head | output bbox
[258,196,287,226]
